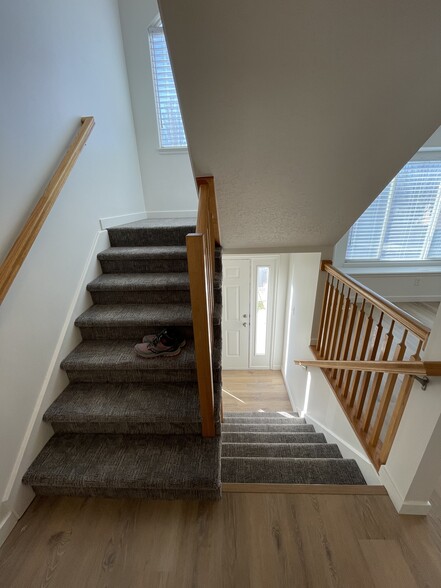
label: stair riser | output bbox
[222,432,326,443]
[99,257,222,274]
[223,418,304,424]
[31,485,221,500]
[224,412,299,418]
[64,369,222,384]
[77,325,221,341]
[108,227,194,247]
[222,424,315,433]
[221,458,366,485]
[89,289,222,305]
[50,422,220,435]
[221,443,342,458]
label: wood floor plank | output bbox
[222,370,294,413]
[1,492,441,588]
[359,539,418,587]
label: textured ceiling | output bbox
[159,0,441,250]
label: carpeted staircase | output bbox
[23,218,223,500]
[221,412,366,485]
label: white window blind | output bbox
[148,21,187,149]
[346,161,441,262]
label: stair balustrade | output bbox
[295,261,441,469]
[0,117,95,304]
[186,177,221,437]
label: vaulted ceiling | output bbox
[159,0,441,250]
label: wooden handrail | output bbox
[187,176,221,437]
[0,117,95,304]
[295,359,441,376]
[322,262,430,346]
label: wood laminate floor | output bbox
[1,487,441,588]
[222,370,293,413]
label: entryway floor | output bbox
[222,370,294,413]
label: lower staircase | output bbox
[222,412,366,485]
[23,218,223,500]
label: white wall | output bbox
[0,0,145,544]
[117,0,198,215]
[379,305,441,514]
[281,253,379,484]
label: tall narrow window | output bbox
[148,19,187,149]
[255,266,270,355]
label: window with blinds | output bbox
[148,20,187,149]
[346,161,441,262]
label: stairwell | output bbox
[23,218,223,500]
[221,412,366,485]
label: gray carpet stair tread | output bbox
[223,411,299,418]
[61,340,221,372]
[98,246,188,261]
[75,303,222,328]
[24,434,221,492]
[98,246,222,261]
[222,423,315,433]
[87,273,221,292]
[222,432,326,443]
[44,383,203,423]
[221,457,366,485]
[223,416,304,424]
[222,443,342,458]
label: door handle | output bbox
[242,322,247,327]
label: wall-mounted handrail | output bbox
[186,176,221,437]
[299,260,435,469]
[295,359,441,376]
[0,117,95,304]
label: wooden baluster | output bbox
[320,276,336,358]
[355,312,384,419]
[341,299,366,399]
[323,278,340,359]
[331,286,351,379]
[316,274,332,355]
[379,363,419,464]
[186,233,215,437]
[336,293,358,388]
[370,335,417,450]
[329,283,346,363]
[363,321,398,433]
[348,305,374,407]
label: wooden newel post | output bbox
[186,233,216,437]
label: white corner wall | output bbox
[0,0,145,545]
[281,253,379,484]
[379,305,441,514]
[117,0,198,215]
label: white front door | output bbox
[222,259,250,369]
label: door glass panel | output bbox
[255,266,269,355]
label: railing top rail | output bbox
[322,261,430,345]
[295,359,441,376]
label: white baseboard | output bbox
[0,508,18,549]
[147,210,197,219]
[379,465,432,515]
[99,211,147,229]
[305,414,381,486]
[387,295,441,302]
[1,230,110,543]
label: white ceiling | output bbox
[159,0,441,250]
